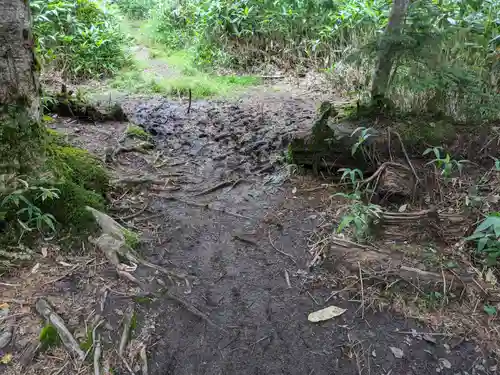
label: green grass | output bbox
[109,18,260,98]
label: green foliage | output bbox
[31,0,130,80]
[116,0,157,19]
[123,228,140,249]
[334,191,382,242]
[465,213,500,265]
[131,0,500,122]
[350,127,376,157]
[339,168,364,190]
[0,176,59,237]
[126,125,150,140]
[423,146,468,178]
[39,323,60,350]
[484,304,497,316]
[44,142,108,227]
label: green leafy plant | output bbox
[350,127,376,157]
[423,147,468,178]
[484,304,497,316]
[0,175,59,237]
[31,0,130,80]
[334,191,382,242]
[465,213,500,265]
[338,168,364,190]
[39,323,60,350]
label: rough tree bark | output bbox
[370,0,410,106]
[0,0,44,173]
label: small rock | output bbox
[390,347,404,359]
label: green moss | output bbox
[395,120,456,147]
[0,102,45,173]
[123,228,140,249]
[39,323,60,350]
[37,136,109,230]
[126,125,150,140]
[47,145,109,194]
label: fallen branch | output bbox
[119,305,135,357]
[190,180,235,197]
[151,194,253,220]
[114,142,155,156]
[35,298,86,360]
[119,201,149,221]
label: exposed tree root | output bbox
[119,305,135,357]
[35,298,86,360]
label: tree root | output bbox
[139,345,148,375]
[35,298,86,360]
[119,305,134,357]
[152,194,252,220]
[190,180,236,197]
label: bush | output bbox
[144,0,499,122]
[32,0,130,81]
[115,0,157,19]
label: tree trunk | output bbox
[0,0,44,173]
[370,0,410,106]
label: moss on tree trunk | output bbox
[0,0,45,173]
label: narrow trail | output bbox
[55,75,494,374]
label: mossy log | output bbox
[44,86,127,122]
[288,102,374,172]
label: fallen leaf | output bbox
[371,350,376,358]
[485,268,497,285]
[30,262,40,274]
[308,305,346,322]
[41,247,48,258]
[439,358,452,369]
[398,204,408,213]
[389,346,404,358]
[0,353,12,364]
[292,187,297,194]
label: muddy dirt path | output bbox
[54,80,496,375]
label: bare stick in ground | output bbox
[187,88,192,114]
[35,298,86,360]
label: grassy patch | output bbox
[109,18,260,98]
